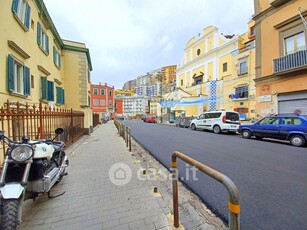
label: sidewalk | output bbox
[19,122,225,230]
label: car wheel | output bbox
[255,136,263,140]
[191,124,196,130]
[241,130,251,139]
[213,125,221,134]
[289,135,306,147]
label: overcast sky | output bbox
[44,0,254,89]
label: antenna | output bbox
[298,7,307,30]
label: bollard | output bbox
[128,127,131,152]
[125,126,128,147]
[121,124,125,138]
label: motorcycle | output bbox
[0,128,69,229]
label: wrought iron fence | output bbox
[0,100,85,157]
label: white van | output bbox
[190,111,240,134]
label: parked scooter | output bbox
[0,128,69,229]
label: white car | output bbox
[190,111,240,134]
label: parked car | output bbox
[142,116,147,122]
[190,111,240,134]
[238,114,307,147]
[179,117,193,128]
[145,117,156,123]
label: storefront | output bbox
[278,91,307,115]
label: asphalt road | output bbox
[122,120,307,230]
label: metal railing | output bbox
[171,151,240,230]
[0,100,85,159]
[273,49,307,73]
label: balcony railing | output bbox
[273,50,307,73]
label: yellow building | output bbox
[222,21,257,120]
[161,65,177,93]
[0,0,93,133]
[253,0,307,116]
[174,25,256,120]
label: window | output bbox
[93,99,99,106]
[11,0,31,30]
[100,100,105,106]
[7,55,30,96]
[53,46,61,68]
[109,91,112,96]
[37,22,49,54]
[41,77,54,101]
[109,100,112,106]
[181,79,183,86]
[284,32,306,55]
[234,85,248,99]
[238,60,248,75]
[282,117,302,125]
[259,117,279,125]
[205,113,221,119]
[249,26,255,37]
[197,49,201,56]
[93,88,98,95]
[101,89,105,95]
[223,63,227,72]
[56,87,65,104]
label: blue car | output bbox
[238,115,307,147]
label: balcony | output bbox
[273,50,307,74]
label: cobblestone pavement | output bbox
[18,122,226,230]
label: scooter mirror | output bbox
[55,128,64,135]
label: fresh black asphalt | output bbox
[122,120,307,230]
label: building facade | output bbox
[253,0,307,116]
[162,65,177,93]
[174,25,256,120]
[0,0,93,133]
[91,83,115,119]
[121,95,149,117]
[114,98,123,118]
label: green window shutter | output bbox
[23,66,30,96]
[61,89,65,104]
[53,46,56,64]
[11,0,19,14]
[24,3,31,30]
[59,54,61,68]
[56,87,60,104]
[45,35,49,54]
[47,81,54,101]
[41,76,47,100]
[8,55,15,92]
[37,22,41,45]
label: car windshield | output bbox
[226,112,239,121]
